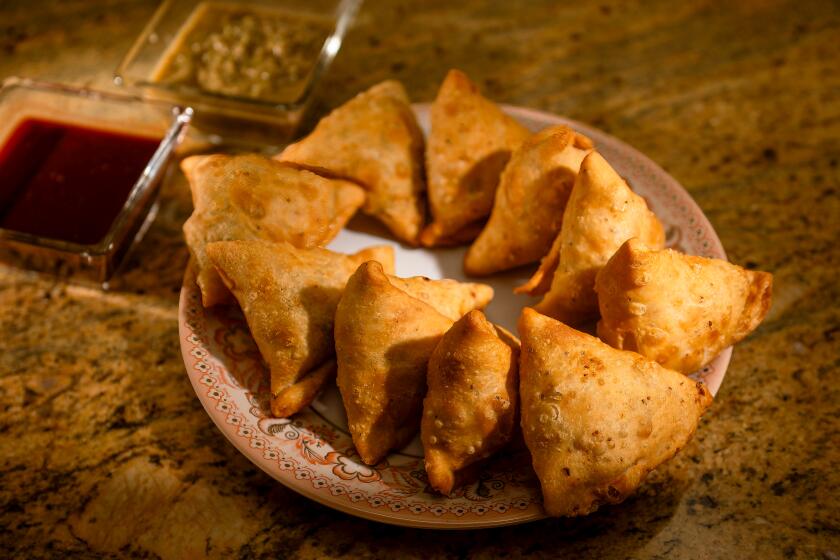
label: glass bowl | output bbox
[0,77,192,285]
[114,0,362,149]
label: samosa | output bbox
[420,69,532,246]
[464,125,594,276]
[595,238,773,374]
[278,80,426,244]
[182,154,365,307]
[422,310,519,495]
[206,240,395,418]
[386,275,494,321]
[335,261,493,465]
[518,308,713,517]
[516,152,665,324]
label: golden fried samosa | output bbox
[518,308,713,517]
[422,311,519,494]
[206,240,395,418]
[386,275,493,321]
[464,125,594,276]
[595,238,773,374]
[335,262,494,465]
[335,261,453,465]
[516,152,665,324]
[420,69,532,246]
[278,80,426,244]
[182,154,365,307]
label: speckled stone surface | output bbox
[1,0,839,558]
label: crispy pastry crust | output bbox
[595,238,773,373]
[516,152,665,324]
[335,261,493,465]
[518,308,713,517]
[279,80,426,244]
[421,69,531,245]
[182,154,365,307]
[207,240,394,417]
[422,311,520,494]
[465,125,593,276]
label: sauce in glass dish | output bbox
[0,118,161,245]
[152,2,332,104]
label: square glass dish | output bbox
[0,77,192,285]
[115,0,361,149]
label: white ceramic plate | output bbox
[178,104,730,529]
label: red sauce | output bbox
[0,118,161,245]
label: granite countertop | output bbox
[1,0,838,558]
